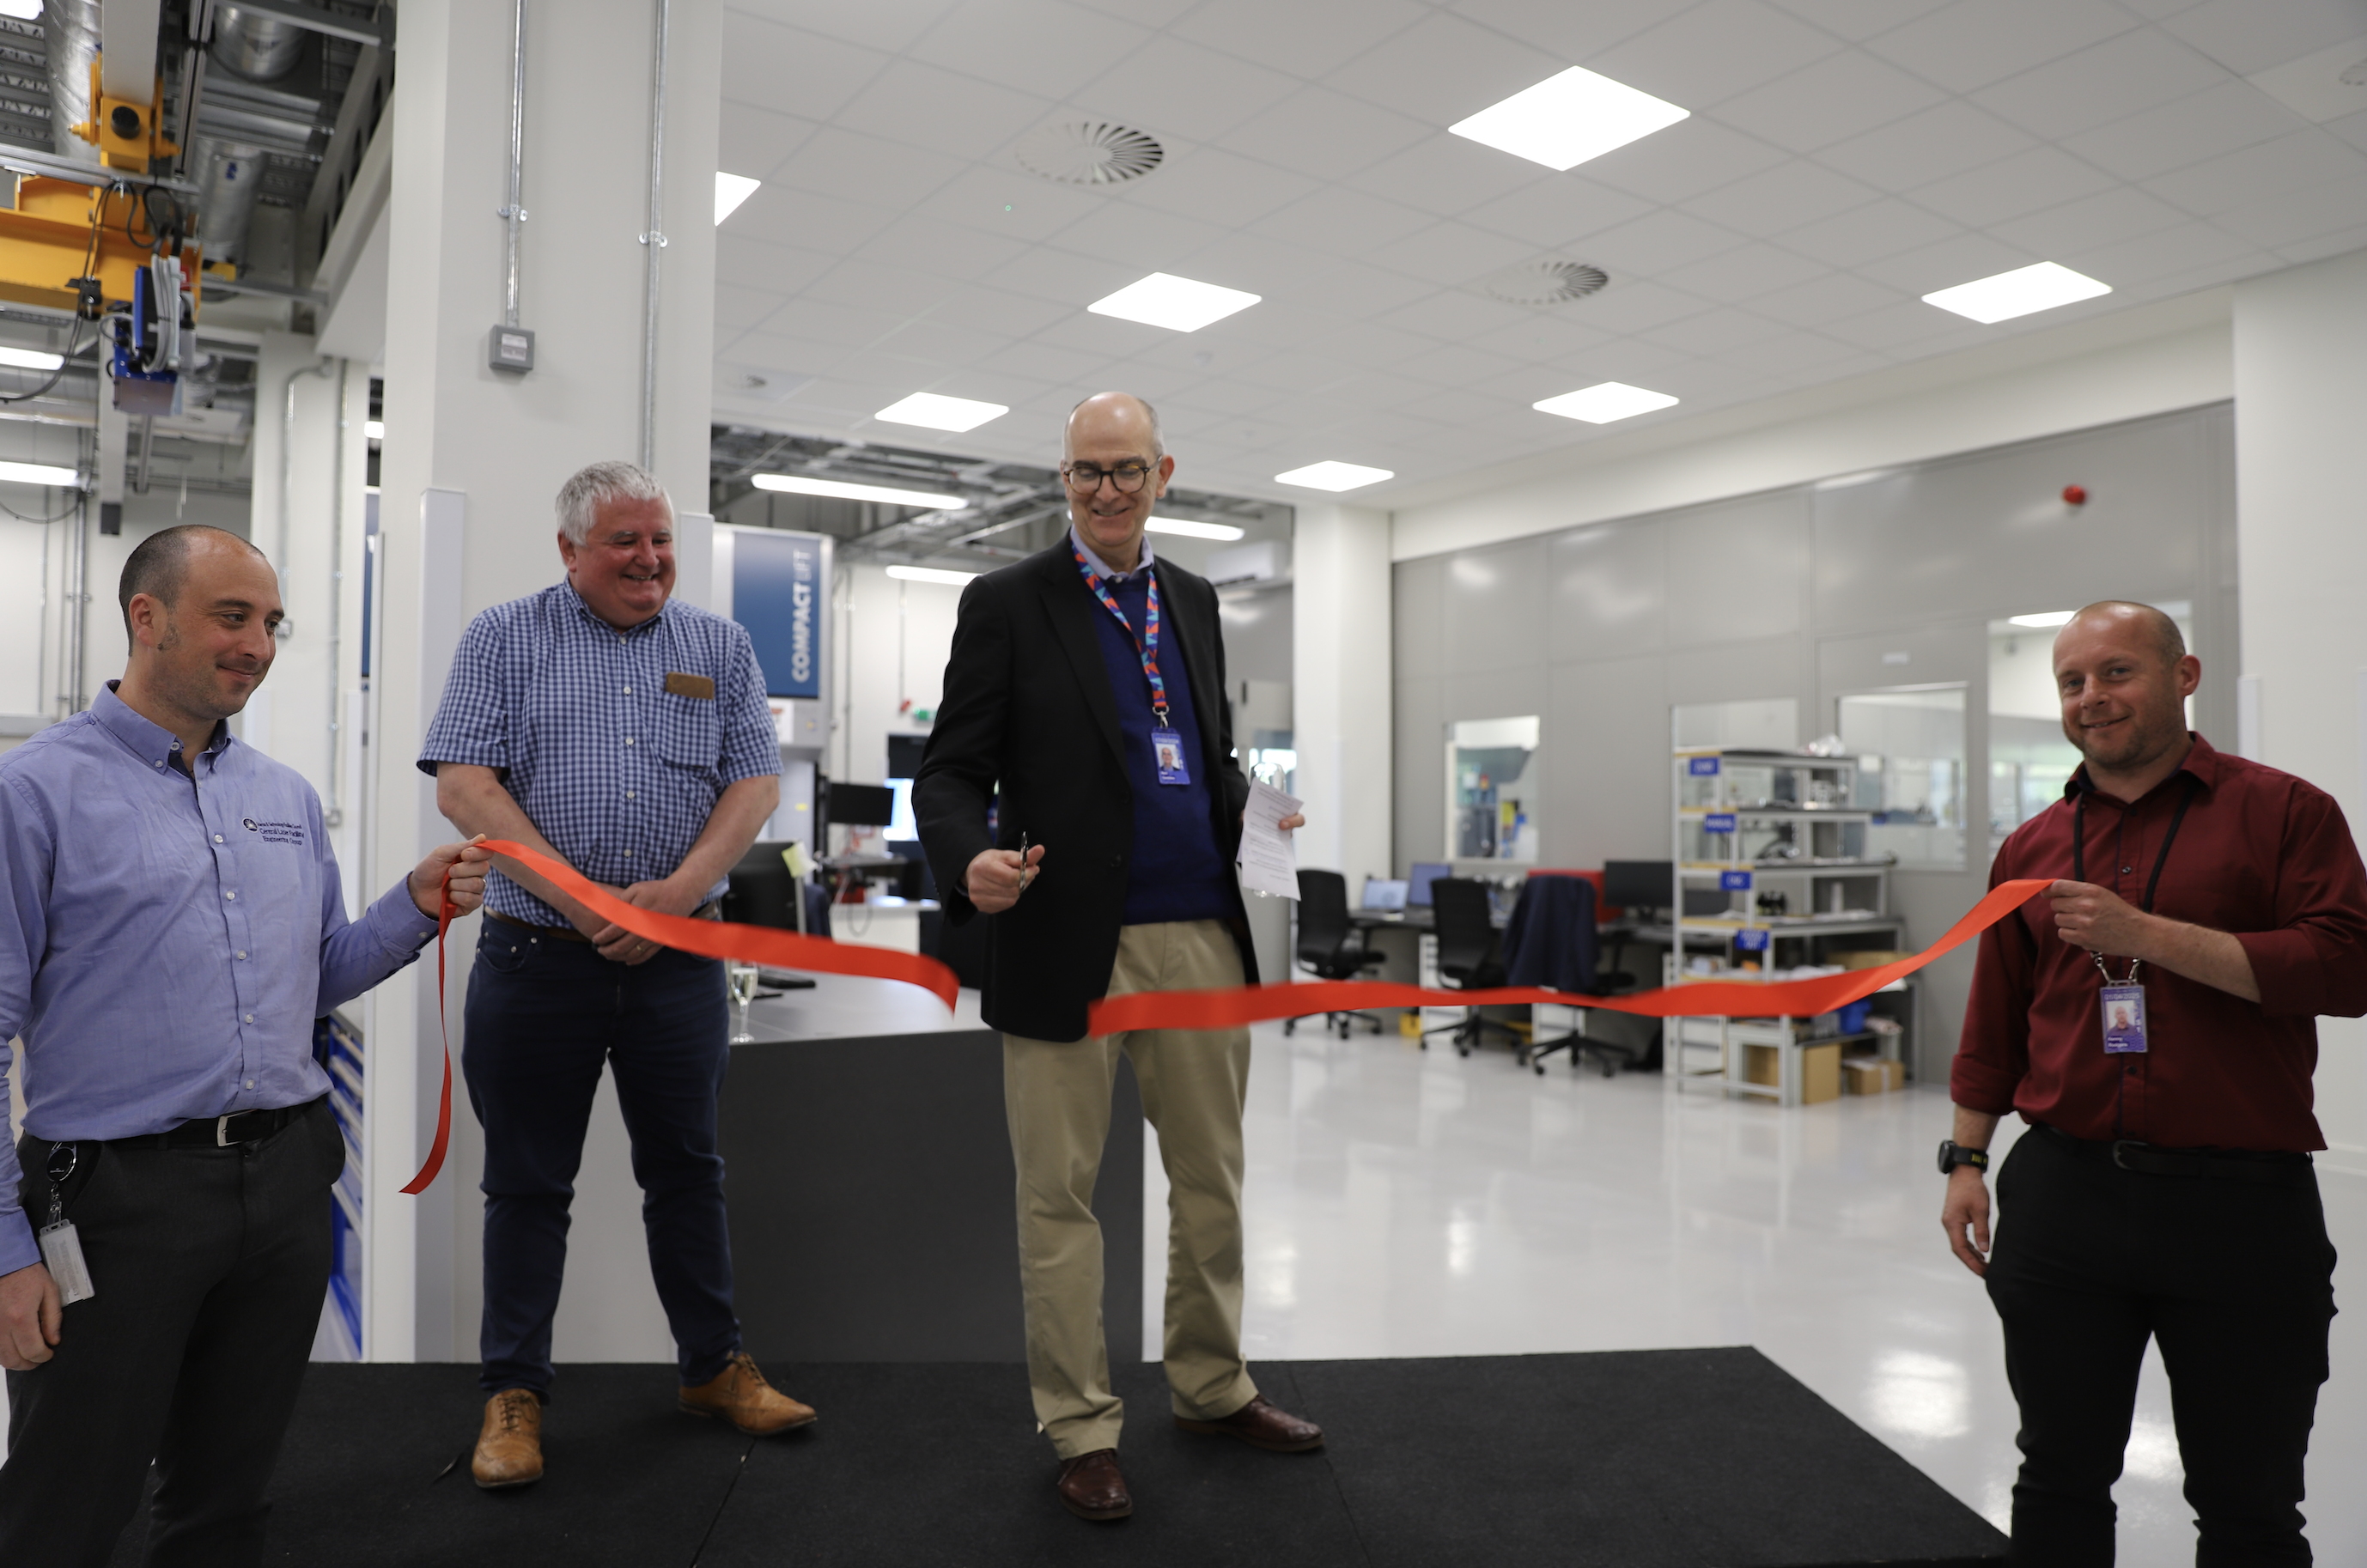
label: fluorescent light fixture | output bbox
[1087,272,1261,333]
[715,172,761,226]
[752,473,968,511]
[1922,262,2110,325]
[1274,461,1393,493]
[1146,516,1246,541]
[0,0,40,19]
[1532,381,1680,424]
[2009,611,2078,629]
[874,392,1008,433]
[1449,66,1689,172]
[0,345,64,371]
[885,564,979,586]
[364,420,385,440]
[0,459,79,486]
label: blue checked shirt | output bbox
[417,581,780,926]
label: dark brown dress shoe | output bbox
[1056,1449,1133,1520]
[1176,1394,1324,1452]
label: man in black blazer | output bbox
[916,392,1323,1522]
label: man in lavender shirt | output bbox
[0,526,490,1564]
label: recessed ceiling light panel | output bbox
[1016,122,1164,185]
[1146,516,1246,540]
[0,459,80,486]
[1532,382,1679,424]
[2008,611,2078,628]
[1922,262,2110,324]
[874,392,1009,433]
[1274,461,1393,493]
[1088,272,1261,333]
[1450,66,1689,172]
[753,474,968,511]
[714,172,760,226]
[885,565,980,586]
[0,345,64,371]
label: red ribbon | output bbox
[1086,877,2055,1036]
[399,838,960,1194]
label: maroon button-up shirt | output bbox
[1953,733,2367,1151]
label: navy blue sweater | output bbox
[1086,566,1234,926]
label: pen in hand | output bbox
[1017,832,1033,893]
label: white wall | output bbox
[832,562,961,793]
[1291,502,1392,890]
[2233,246,2367,1171]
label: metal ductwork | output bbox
[192,135,268,263]
[42,0,102,165]
[212,5,307,82]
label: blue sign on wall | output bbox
[1734,927,1770,952]
[734,531,824,700]
[1689,756,1721,776]
[1719,870,1754,891]
[1704,812,1737,833]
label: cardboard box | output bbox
[1835,951,1916,971]
[1842,1055,1906,1094]
[1742,1041,1841,1103]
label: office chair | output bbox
[1285,869,1386,1038]
[1421,878,1524,1057]
[1507,873,1643,1079]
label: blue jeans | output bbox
[463,920,739,1393]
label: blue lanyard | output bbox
[1072,544,1172,726]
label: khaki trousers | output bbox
[1003,918,1257,1457]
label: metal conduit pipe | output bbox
[324,360,348,826]
[502,0,527,328]
[638,0,672,471]
[43,0,103,167]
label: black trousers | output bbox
[0,1099,344,1568]
[463,921,739,1393]
[1986,1126,2337,1566]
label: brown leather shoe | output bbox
[1176,1394,1323,1452]
[1056,1449,1132,1521]
[678,1352,817,1436]
[472,1389,545,1489]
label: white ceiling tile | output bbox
[720,15,891,119]
[1634,304,1793,356]
[1852,231,2035,294]
[766,126,969,209]
[973,337,1117,386]
[829,61,1059,156]
[1861,0,2137,94]
[1558,279,1715,333]
[715,284,789,332]
[1464,312,1622,363]
[2208,172,2367,248]
[974,244,1139,306]
[2113,0,2210,20]
[1715,327,1870,374]
[1212,85,1438,183]
[1066,36,1304,143]
[1229,349,1360,395]
[1777,198,1962,266]
[849,216,1033,280]
[725,1,961,55]
[1683,159,1885,236]
[1711,50,1951,155]
[1658,240,1831,301]
[718,103,822,183]
[1544,337,1700,382]
[725,184,904,254]
[1396,386,1533,428]
[1348,136,1561,218]
[1762,0,1950,43]
[1574,209,1751,277]
[1263,260,1441,319]
[1177,232,1347,296]
[1376,290,1543,344]
[1168,0,1433,78]
[1040,204,1235,270]
[1904,145,2121,228]
[1391,340,1535,388]
[1323,11,1570,128]
[1587,0,1847,108]
[1246,186,1439,254]
[1749,270,1912,326]
[1580,116,1792,204]
[908,165,1114,242]
[1816,298,1969,350]
[800,259,965,317]
[2162,0,2367,76]
[923,286,1079,339]
[715,234,839,294]
[1361,222,1548,287]
[1454,177,1658,251]
[1968,27,2232,143]
[1816,101,2040,191]
[2063,80,2313,181]
[1066,0,1201,30]
[905,0,1151,96]
[1442,0,1683,58]
[744,300,909,351]
[2330,108,2367,155]
[1120,149,1323,228]
[2055,217,2261,286]
[1991,184,2193,255]
[2143,126,2367,215]
[2275,219,2367,263]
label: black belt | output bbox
[487,903,721,943]
[2033,1121,2311,1187]
[108,1096,321,1151]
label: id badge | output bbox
[38,1221,95,1304]
[2101,982,2148,1054]
[1152,725,1191,786]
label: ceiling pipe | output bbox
[637,0,671,471]
[43,0,103,167]
[501,0,526,330]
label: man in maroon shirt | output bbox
[1943,600,2367,1565]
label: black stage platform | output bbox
[107,1350,2005,1566]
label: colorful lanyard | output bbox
[1072,542,1172,728]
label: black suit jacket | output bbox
[914,541,1257,1042]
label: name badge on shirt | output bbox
[1153,725,1191,786]
[2101,982,2148,1054]
[665,672,715,701]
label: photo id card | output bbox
[2101,982,2148,1054]
[1152,725,1191,786]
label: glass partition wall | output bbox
[1837,686,1968,869]
[1446,715,1542,863]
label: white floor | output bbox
[1138,1019,2367,1567]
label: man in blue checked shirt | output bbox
[421,459,808,1491]
[0,525,491,1564]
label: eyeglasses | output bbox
[1062,460,1154,494]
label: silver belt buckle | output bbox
[216,1113,237,1147]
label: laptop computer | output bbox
[1361,877,1409,913]
[1407,861,1451,907]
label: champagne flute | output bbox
[727,962,761,1044]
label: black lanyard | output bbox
[2072,770,2197,914]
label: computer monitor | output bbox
[1361,877,1409,912]
[825,781,896,830]
[1603,860,1674,914]
[1406,862,1451,907]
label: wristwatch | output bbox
[1938,1140,1991,1176]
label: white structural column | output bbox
[2233,246,2367,1172]
[1291,502,1394,887]
[370,0,723,1362]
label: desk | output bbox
[718,975,1141,1363]
[825,896,939,953]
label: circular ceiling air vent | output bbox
[1015,122,1164,185]
[1482,259,1612,307]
